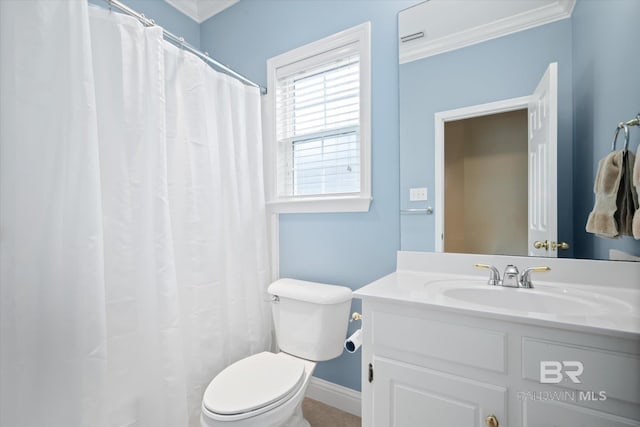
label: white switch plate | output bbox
[410,187,428,201]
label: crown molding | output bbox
[399,0,576,64]
[164,0,239,23]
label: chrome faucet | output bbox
[501,264,520,287]
[474,263,550,288]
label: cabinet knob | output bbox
[485,415,499,427]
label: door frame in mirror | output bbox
[434,95,531,252]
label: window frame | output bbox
[265,22,372,213]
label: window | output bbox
[266,22,371,213]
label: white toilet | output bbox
[200,278,353,427]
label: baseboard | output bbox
[305,376,361,417]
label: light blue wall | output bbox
[200,0,418,392]
[88,0,200,47]
[572,0,640,259]
[399,19,574,255]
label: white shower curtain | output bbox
[0,2,272,427]
[0,1,108,426]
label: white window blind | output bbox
[275,46,361,198]
[266,22,371,213]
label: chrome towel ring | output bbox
[611,113,640,152]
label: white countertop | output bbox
[354,270,640,339]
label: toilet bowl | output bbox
[200,279,352,427]
[201,352,315,427]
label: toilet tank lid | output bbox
[268,279,352,304]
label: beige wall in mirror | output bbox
[444,111,528,256]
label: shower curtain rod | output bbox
[104,0,267,95]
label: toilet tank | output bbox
[268,279,352,361]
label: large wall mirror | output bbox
[399,0,640,261]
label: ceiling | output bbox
[164,0,239,23]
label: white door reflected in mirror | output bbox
[528,62,558,257]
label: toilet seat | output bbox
[202,352,306,421]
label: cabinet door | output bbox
[372,356,506,427]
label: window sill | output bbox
[267,195,372,214]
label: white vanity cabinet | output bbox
[358,297,640,427]
[361,299,507,426]
[371,357,505,427]
[355,252,640,427]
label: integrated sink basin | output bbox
[424,279,634,316]
[444,286,601,315]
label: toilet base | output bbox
[201,401,310,427]
[280,402,309,427]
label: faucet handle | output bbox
[474,263,500,286]
[520,266,551,288]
